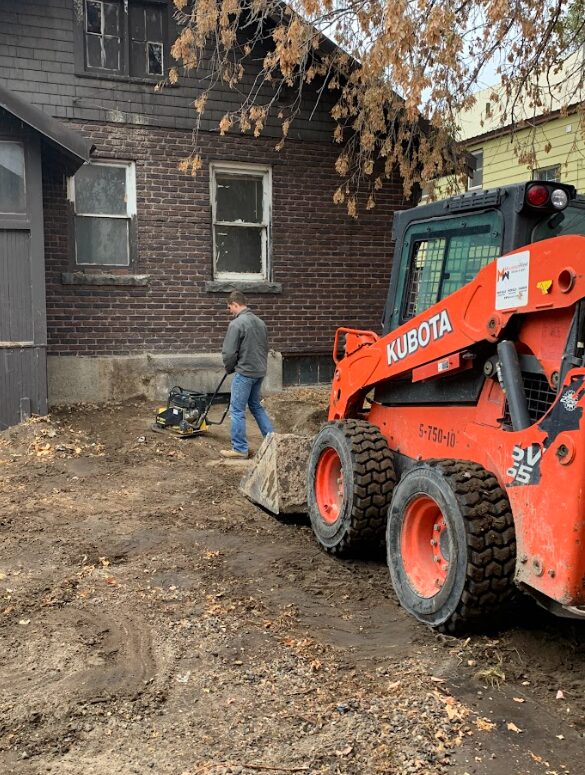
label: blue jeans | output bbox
[230,373,274,453]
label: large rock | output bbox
[239,433,314,515]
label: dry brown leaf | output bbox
[507,722,522,734]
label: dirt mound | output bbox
[264,386,329,435]
[0,412,104,463]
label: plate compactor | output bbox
[154,374,231,438]
[241,180,585,633]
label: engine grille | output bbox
[503,372,557,426]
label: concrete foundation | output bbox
[47,350,283,406]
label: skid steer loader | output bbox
[243,180,585,632]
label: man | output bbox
[220,290,274,459]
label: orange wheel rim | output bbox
[315,448,344,524]
[400,495,449,597]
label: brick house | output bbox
[0,0,409,430]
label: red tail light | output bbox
[526,184,550,207]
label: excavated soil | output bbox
[0,388,584,775]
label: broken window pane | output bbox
[215,226,263,274]
[216,175,263,224]
[86,0,102,33]
[75,217,129,265]
[0,142,26,214]
[147,42,163,75]
[75,164,127,216]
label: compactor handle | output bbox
[332,327,379,365]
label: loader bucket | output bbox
[239,432,314,515]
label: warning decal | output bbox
[495,250,530,310]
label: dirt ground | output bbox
[1,388,584,775]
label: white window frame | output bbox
[68,160,136,267]
[210,161,272,281]
[467,149,483,191]
[533,165,561,183]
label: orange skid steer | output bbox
[245,181,585,632]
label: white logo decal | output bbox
[386,310,453,366]
[560,390,578,412]
[495,250,530,311]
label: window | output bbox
[79,0,167,79]
[533,201,585,242]
[398,211,502,324]
[211,163,271,280]
[533,165,561,183]
[467,149,483,190]
[0,142,26,214]
[68,161,136,266]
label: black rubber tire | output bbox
[307,420,396,555]
[386,459,516,633]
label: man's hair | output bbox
[228,290,248,306]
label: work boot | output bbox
[219,449,249,459]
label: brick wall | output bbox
[43,122,410,358]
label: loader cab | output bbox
[383,181,577,334]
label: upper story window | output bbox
[78,0,167,80]
[211,163,272,281]
[68,161,137,267]
[467,149,483,190]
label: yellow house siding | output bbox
[428,112,585,201]
[477,113,585,190]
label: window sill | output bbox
[61,272,150,287]
[74,69,172,87]
[205,280,282,294]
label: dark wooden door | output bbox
[0,132,47,430]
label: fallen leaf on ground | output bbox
[507,722,522,734]
[475,718,496,732]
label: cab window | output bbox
[532,201,585,242]
[400,211,503,323]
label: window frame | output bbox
[0,140,27,218]
[533,165,561,183]
[210,161,272,282]
[67,159,137,269]
[74,0,170,83]
[394,210,503,327]
[467,149,484,190]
